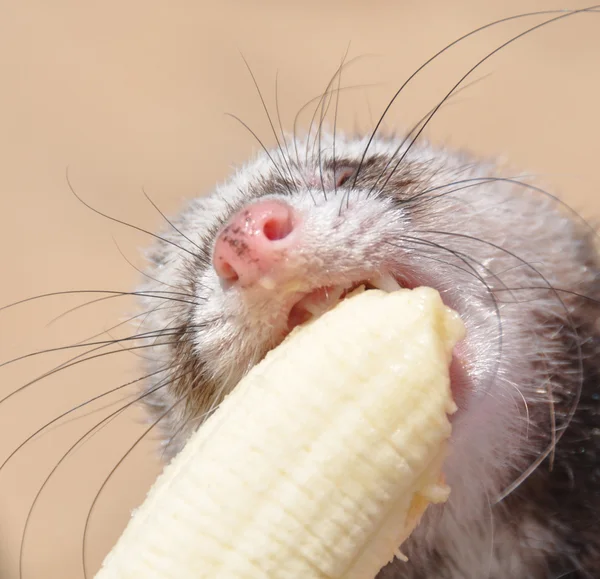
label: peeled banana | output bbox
[95,287,464,579]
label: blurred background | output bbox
[0,0,599,577]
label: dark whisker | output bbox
[103,310,195,364]
[332,75,343,200]
[292,80,380,169]
[224,112,294,195]
[81,390,196,578]
[486,261,545,280]
[51,389,146,433]
[49,326,184,377]
[332,43,351,207]
[313,49,351,182]
[381,7,600,192]
[0,325,191,370]
[409,176,600,247]
[493,286,600,305]
[304,55,372,167]
[314,58,351,203]
[304,60,345,168]
[102,327,174,363]
[351,7,599,189]
[365,75,494,200]
[274,71,296,190]
[317,48,352,203]
[0,366,174,474]
[72,305,170,347]
[44,290,193,328]
[141,187,205,253]
[0,339,187,408]
[65,169,200,260]
[239,53,296,192]
[0,289,200,314]
[403,176,519,210]
[18,367,192,579]
[111,237,188,293]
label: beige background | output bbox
[0,1,599,577]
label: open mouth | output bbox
[286,272,469,404]
[287,273,405,332]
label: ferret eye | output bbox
[334,167,356,188]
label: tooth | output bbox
[371,274,402,292]
[304,303,325,316]
[304,286,345,316]
[329,285,346,301]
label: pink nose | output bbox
[213,199,296,286]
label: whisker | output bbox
[18,367,191,579]
[111,237,189,293]
[81,390,198,578]
[481,483,496,579]
[404,235,525,306]
[493,286,600,305]
[239,53,296,192]
[317,46,352,203]
[0,325,190,370]
[352,7,600,189]
[0,366,173,474]
[332,42,351,205]
[409,176,600,248]
[103,310,197,364]
[65,169,200,260]
[292,79,380,169]
[52,389,146,432]
[400,246,516,303]
[102,327,174,363]
[304,54,373,167]
[393,236,505,392]
[416,229,584,500]
[396,237,549,451]
[44,290,194,328]
[365,75,494,200]
[539,359,557,470]
[224,112,294,195]
[141,187,205,254]
[68,303,171,348]
[0,289,200,315]
[274,71,297,191]
[381,7,600,192]
[0,338,188,408]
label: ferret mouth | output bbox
[285,272,469,403]
[287,273,405,332]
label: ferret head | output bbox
[136,130,594,560]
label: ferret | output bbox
[8,7,600,579]
[134,16,600,579]
[136,133,600,578]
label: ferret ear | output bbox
[334,166,356,188]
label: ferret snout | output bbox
[213,199,298,286]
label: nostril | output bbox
[215,258,239,283]
[262,215,293,241]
